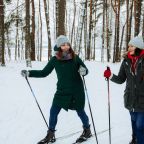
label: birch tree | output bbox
[25,0,31,66]
[43,0,52,60]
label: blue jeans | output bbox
[49,105,90,131]
[130,111,144,144]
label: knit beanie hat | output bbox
[56,35,70,48]
[128,36,144,49]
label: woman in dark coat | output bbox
[104,36,144,144]
[21,35,92,144]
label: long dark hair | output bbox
[56,45,76,59]
[135,48,142,56]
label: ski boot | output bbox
[75,126,92,143]
[37,129,56,144]
[129,134,137,144]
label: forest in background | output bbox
[0,0,144,66]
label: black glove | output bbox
[21,70,29,77]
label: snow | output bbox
[0,60,132,144]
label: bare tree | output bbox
[92,0,98,60]
[0,0,5,66]
[71,0,76,44]
[76,0,87,56]
[39,0,42,61]
[105,0,111,62]
[43,0,52,60]
[25,0,31,66]
[55,0,59,37]
[31,0,35,61]
[87,0,93,60]
[15,0,20,60]
[111,0,121,62]
[57,0,66,36]
[101,0,106,62]
[84,0,88,60]
[126,0,133,50]
[134,0,142,36]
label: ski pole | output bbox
[25,76,49,129]
[82,76,99,144]
[106,66,111,144]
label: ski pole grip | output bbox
[105,66,111,81]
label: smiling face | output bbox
[128,45,136,55]
[60,43,70,52]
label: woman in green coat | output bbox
[21,35,92,144]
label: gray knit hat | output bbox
[56,35,70,48]
[128,36,144,49]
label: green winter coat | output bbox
[111,55,144,112]
[29,55,88,111]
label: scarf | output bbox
[127,50,144,73]
[55,51,72,60]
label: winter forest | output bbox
[1,0,144,144]
[0,0,144,66]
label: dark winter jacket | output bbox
[29,55,88,111]
[111,54,144,112]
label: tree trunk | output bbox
[78,1,87,55]
[105,0,110,62]
[6,29,11,60]
[87,0,93,60]
[57,0,66,36]
[71,0,76,44]
[31,0,35,61]
[0,0,5,66]
[92,0,98,60]
[43,0,52,60]
[15,0,19,61]
[39,0,42,61]
[134,0,142,36]
[84,0,88,60]
[25,0,31,67]
[55,0,59,37]
[125,0,134,51]
[112,0,120,62]
[101,0,105,62]
[115,0,120,62]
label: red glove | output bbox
[104,67,111,78]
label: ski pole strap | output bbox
[105,77,109,81]
[25,77,49,129]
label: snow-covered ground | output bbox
[0,61,132,144]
